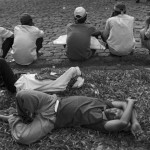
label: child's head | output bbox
[74,7,87,24]
[112,2,126,17]
[20,13,34,26]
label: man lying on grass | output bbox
[0,58,84,93]
[0,90,145,145]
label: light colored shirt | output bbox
[104,14,135,56]
[0,27,13,56]
[12,25,44,65]
[15,67,83,92]
[8,93,57,145]
[145,27,150,39]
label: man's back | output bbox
[106,14,135,55]
[66,23,96,60]
[12,25,44,65]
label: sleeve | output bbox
[66,23,72,34]
[145,27,150,39]
[0,27,13,38]
[8,114,53,145]
[89,26,97,34]
[38,29,44,37]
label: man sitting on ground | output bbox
[12,13,44,65]
[102,2,135,56]
[66,7,101,61]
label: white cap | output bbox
[74,7,87,18]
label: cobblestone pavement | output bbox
[0,0,150,64]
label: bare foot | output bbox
[131,122,146,141]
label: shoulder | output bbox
[85,23,95,28]
[105,17,115,25]
[14,25,23,31]
[124,14,134,20]
[107,17,115,22]
[30,26,41,31]
[0,27,11,32]
[67,23,73,27]
[0,27,6,31]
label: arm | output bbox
[89,26,101,38]
[104,99,135,132]
[102,19,111,41]
[0,27,13,38]
[8,114,54,145]
[111,101,127,111]
[0,114,13,122]
[66,23,72,34]
[144,27,150,39]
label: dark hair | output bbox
[111,10,121,17]
[74,14,87,24]
[20,13,34,26]
[112,1,126,17]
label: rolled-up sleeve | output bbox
[0,27,13,38]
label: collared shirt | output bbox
[104,14,135,56]
[12,25,44,65]
[0,27,13,56]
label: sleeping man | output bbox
[0,90,145,145]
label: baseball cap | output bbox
[74,7,87,19]
[20,13,33,25]
[114,2,126,12]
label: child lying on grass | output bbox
[0,90,146,145]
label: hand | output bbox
[126,97,137,104]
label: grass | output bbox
[1,62,150,149]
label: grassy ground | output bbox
[1,59,150,149]
[0,0,150,149]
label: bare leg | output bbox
[130,109,146,141]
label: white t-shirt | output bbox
[0,27,13,56]
[12,25,44,65]
[104,14,135,56]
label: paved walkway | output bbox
[1,0,150,64]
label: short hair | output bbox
[114,2,126,14]
[20,13,33,25]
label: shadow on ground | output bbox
[9,54,150,71]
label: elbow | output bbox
[120,121,129,129]
[14,135,33,145]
